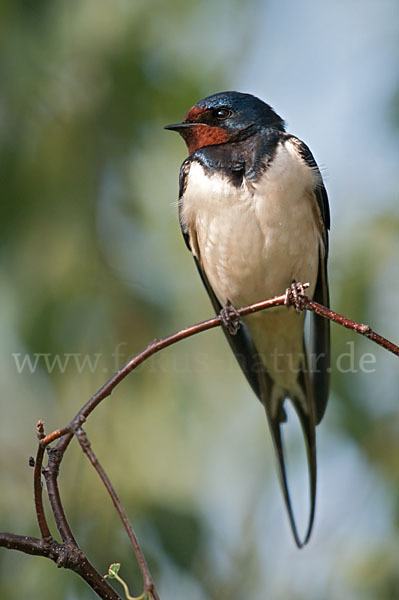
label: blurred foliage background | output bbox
[0,1,398,599]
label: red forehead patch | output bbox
[183,105,207,122]
[180,124,229,154]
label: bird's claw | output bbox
[284,281,309,314]
[220,301,241,335]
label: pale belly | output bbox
[196,198,319,309]
[195,195,318,387]
[181,143,323,388]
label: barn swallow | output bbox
[165,91,330,547]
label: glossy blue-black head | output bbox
[165,91,285,154]
[194,91,285,131]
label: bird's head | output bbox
[165,91,285,154]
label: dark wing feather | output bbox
[178,159,192,250]
[289,137,331,424]
[311,248,330,423]
[290,137,330,243]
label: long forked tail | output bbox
[260,370,317,548]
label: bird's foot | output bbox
[220,300,241,335]
[284,281,310,314]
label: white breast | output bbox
[181,139,323,388]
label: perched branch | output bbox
[304,297,398,354]
[43,288,399,450]
[1,286,397,599]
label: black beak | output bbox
[164,122,194,132]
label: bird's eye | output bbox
[212,108,231,120]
